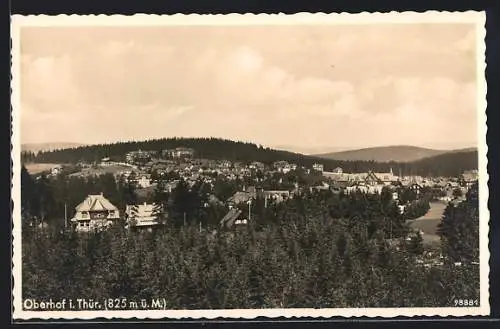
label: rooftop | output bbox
[75,193,118,212]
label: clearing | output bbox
[24,163,61,175]
[408,201,447,245]
[69,164,134,177]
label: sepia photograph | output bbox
[11,12,489,320]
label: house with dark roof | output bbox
[219,208,248,229]
[70,193,120,232]
[227,191,255,208]
[332,167,343,174]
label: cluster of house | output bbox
[125,150,157,164]
[273,161,298,174]
[70,193,164,232]
[100,149,268,190]
[227,186,294,208]
[68,164,479,233]
[62,150,480,233]
[162,147,195,159]
[69,183,295,232]
[313,163,478,195]
[108,157,293,194]
[124,147,195,165]
[218,185,296,229]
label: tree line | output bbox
[27,137,477,177]
[438,183,479,264]
[21,165,227,230]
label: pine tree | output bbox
[21,165,37,224]
[437,183,479,263]
[406,231,424,256]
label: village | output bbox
[32,146,479,236]
[14,16,486,314]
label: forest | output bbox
[23,137,478,177]
[21,166,480,309]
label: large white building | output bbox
[125,150,156,164]
[125,202,163,229]
[137,174,153,188]
[312,163,324,172]
[70,193,120,232]
[162,147,195,159]
[323,168,398,186]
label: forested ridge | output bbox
[24,137,478,177]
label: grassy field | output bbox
[69,164,133,177]
[408,201,447,245]
[24,163,61,175]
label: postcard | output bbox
[11,11,489,320]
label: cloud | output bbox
[21,54,80,113]
[454,29,476,52]
[18,25,478,149]
[103,40,136,56]
[230,46,264,73]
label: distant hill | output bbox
[22,142,86,153]
[401,150,478,177]
[32,137,347,169]
[313,145,477,162]
[29,138,478,177]
[273,145,350,155]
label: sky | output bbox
[19,23,479,154]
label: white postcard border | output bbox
[11,11,489,320]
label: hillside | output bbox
[29,138,478,177]
[403,150,478,177]
[314,145,476,162]
[21,142,86,153]
[31,137,349,169]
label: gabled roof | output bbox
[365,171,382,183]
[126,203,162,217]
[220,208,243,228]
[373,172,397,182]
[227,191,254,204]
[462,172,478,182]
[75,194,118,212]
